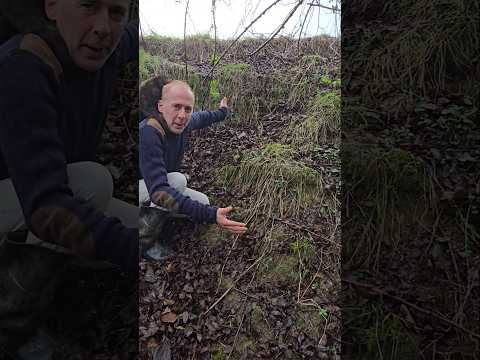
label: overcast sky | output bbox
[140,0,340,39]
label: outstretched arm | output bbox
[188,97,230,130]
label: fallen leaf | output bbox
[165,263,175,273]
[161,312,177,323]
[163,299,175,306]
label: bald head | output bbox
[162,80,195,103]
[158,80,195,134]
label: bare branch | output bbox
[199,0,284,108]
[205,0,284,76]
[307,1,340,12]
[297,2,314,53]
[211,0,217,66]
[249,0,305,57]
[183,0,190,80]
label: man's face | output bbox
[158,84,195,135]
[45,0,130,71]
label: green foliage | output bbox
[220,63,251,81]
[343,144,431,257]
[319,75,332,86]
[289,237,315,261]
[318,308,328,319]
[272,81,289,99]
[210,53,220,65]
[186,33,212,41]
[301,54,324,66]
[209,79,221,102]
[286,54,329,110]
[261,143,295,158]
[145,33,175,42]
[287,90,341,149]
[310,91,341,110]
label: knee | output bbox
[188,189,210,205]
[198,193,210,205]
[167,172,187,193]
[67,162,113,211]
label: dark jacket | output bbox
[0,21,138,273]
[139,108,229,223]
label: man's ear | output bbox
[157,100,163,113]
[44,0,58,21]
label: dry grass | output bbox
[287,90,340,149]
[350,0,479,101]
[217,143,324,225]
[343,143,435,270]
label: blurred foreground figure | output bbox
[0,0,138,357]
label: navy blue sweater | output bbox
[0,21,138,273]
[139,108,228,223]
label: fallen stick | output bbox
[203,253,266,315]
[344,277,480,340]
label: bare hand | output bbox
[216,206,247,235]
[220,97,229,109]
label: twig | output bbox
[297,2,314,53]
[183,0,190,80]
[344,277,480,340]
[139,18,148,52]
[248,0,305,57]
[199,0,284,109]
[307,1,340,12]
[203,252,266,315]
[272,216,328,242]
[216,234,239,294]
[226,308,246,360]
[211,0,218,66]
[233,287,260,300]
[122,111,137,145]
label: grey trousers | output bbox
[138,172,210,207]
[0,162,138,349]
[0,161,138,247]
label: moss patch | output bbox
[294,307,328,341]
[234,337,256,353]
[210,345,226,360]
[220,63,251,81]
[285,90,340,148]
[198,225,230,248]
[260,255,298,287]
[260,143,295,158]
[250,304,273,339]
[219,277,240,304]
